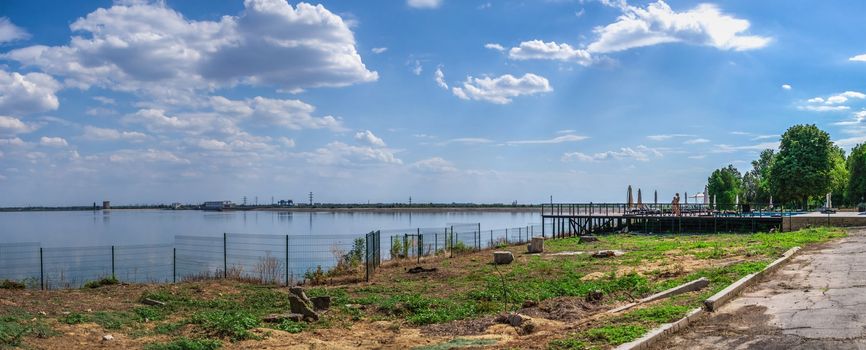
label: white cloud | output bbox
[39,136,68,147]
[0,137,26,146]
[109,149,190,164]
[0,116,36,135]
[508,40,592,65]
[371,47,388,54]
[82,126,147,141]
[5,1,377,94]
[278,137,295,147]
[435,137,493,146]
[562,145,663,162]
[646,133,693,141]
[485,43,505,51]
[507,134,588,145]
[452,73,552,104]
[93,96,116,105]
[782,84,792,90]
[688,155,706,159]
[248,97,344,131]
[849,54,866,62]
[800,91,866,112]
[0,70,61,116]
[684,138,710,144]
[712,142,779,153]
[302,141,401,166]
[588,1,770,53]
[434,67,448,89]
[0,17,29,43]
[411,157,457,173]
[354,130,386,147]
[412,60,423,75]
[407,0,442,9]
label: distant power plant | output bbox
[102,201,110,210]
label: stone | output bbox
[141,298,166,306]
[592,250,625,258]
[263,313,303,323]
[311,296,331,311]
[579,235,599,243]
[407,266,437,274]
[527,237,544,254]
[102,335,114,341]
[507,313,525,327]
[493,251,514,265]
[288,294,319,322]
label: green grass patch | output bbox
[412,337,499,350]
[0,308,56,347]
[143,337,222,350]
[89,311,138,330]
[190,310,260,341]
[83,276,119,289]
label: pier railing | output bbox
[541,203,800,218]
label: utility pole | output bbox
[409,196,412,206]
[243,196,247,206]
[309,192,313,206]
[255,196,258,206]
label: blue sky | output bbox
[0,0,865,206]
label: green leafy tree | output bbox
[847,143,866,206]
[828,146,848,206]
[708,165,741,210]
[769,124,832,207]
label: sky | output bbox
[0,0,865,206]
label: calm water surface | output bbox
[0,209,541,247]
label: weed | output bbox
[144,337,222,350]
[90,311,138,329]
[548,336,588,350]
[272,319,306,333]
[582,325,646,345]
[62,313,87,325]
[190,310,260,341]
[0,280,25,290]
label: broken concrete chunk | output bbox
[288,294,319,322]
[311,296,331,311]
[591,250,625,258]
[263,313,303,323]
[579,236,599,243]
[290,287,312,304]
[493,251,514,265]
[527,237,544,254]
[141,298,166,306]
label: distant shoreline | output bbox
[0,206,542,213]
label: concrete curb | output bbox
[614,246,801,350]
[614,307,704,350]
[704,246,800,311]
[608,277,709,314]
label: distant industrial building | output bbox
[102,201,110,210]
[277,199,294,207]
[203,201,234,211]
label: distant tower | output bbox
[409,196,412,206]
[243,196,247,206]
[102,201,111,210]
[309,192,313,206]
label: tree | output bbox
[769,124,832,207]
[708,165,741,210]
[847,144,866,206]
[741,149,775,203]
[828,146,848,206]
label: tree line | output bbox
[707,124,866,209]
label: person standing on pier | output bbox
[672,193,681,216]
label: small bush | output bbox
[273,319,306,333]
[0,280,25,290]
[83,276,119,289]
[62,313,87,325]
[304,265,325,285]
[144,337,222,350]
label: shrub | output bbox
[83,276,119,289]
[0,280,25,290]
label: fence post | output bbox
[223,233,227,279]
[418,233,423,264]
[39,247,44,290]
[111,245,115,278]
[285,235,290,286]
[365,232,370,282]
[449,226,454,258]
[435,232,438,254]
[490,230,493,248]
[172,248,176,283]
[505,228,508,244]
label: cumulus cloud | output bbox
[0,116,36,135]
[407,0,442,9]
[0,70,61,116]
[484,43,505,51]
[782,84,792,90]
[452,73,552,104]
[82,126,147,141]
[711,142,779,153]
[0,17,29,43]
[247,97,343,131]
[507,134,588,145]
[799,91,865,112]
[39,136,68,147]
[562,145,662,162]
[411,157,457,173]
[434,67,448,89]
[588,1,770,53]
[508,40,592,65]
[302,141,401,166]
[109,148,190,164]
[371,47,388,54]
[5,0,377,94]
[354,130,386,147]
[849,54,866,62]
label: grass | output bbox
[83,276,119,289]
[190,310,261,341]
[143,337,222,350]
[0,309,56,348]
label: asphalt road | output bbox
[653,228,866,350]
